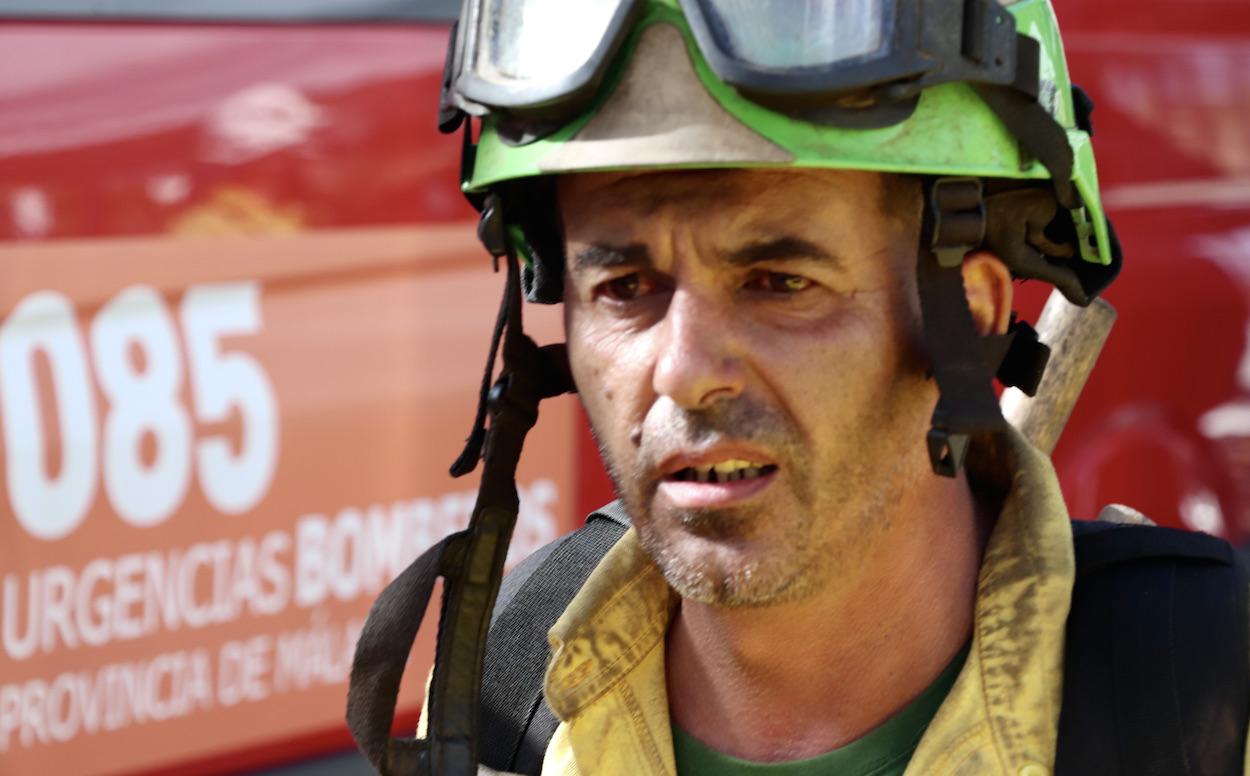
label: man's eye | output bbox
[747,271,814,294]
[595,272,654,301]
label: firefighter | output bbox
[348,1,1250,774]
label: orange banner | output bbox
[0,225,581,775]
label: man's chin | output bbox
[656,502,765,542]
[639,529,811,608]
[665,563,808,609]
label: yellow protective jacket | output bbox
[533,430,1246,776]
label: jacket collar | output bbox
[544,527,676,721]
[908,430,1075,773]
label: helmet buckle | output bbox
[929,178,987,268]
[927,429,971,479]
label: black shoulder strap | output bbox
[1057,521,1250,776]
[478,503,629,774]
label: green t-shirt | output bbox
[672,644,969,776]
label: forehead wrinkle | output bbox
[560,168,897,277]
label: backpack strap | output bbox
[478,502,630,774]
[1056,521,1250,776]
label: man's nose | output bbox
[652,288,745,409]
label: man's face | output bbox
[560,168,938,607]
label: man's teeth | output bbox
[674,460,773,484]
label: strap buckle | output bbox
[928,177,987,268]
[927,428,971,478]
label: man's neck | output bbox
[664,474,990,763]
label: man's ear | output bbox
[961,251,1014,335]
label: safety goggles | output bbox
[443,0,1028,131]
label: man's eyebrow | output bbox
[728,237,842,269]
[571,243,652,271]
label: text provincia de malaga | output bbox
[0,479,559,752]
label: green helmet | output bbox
[439,0,1121,475]
[444,0,1119,311]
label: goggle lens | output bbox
[476,0,625,84]
[694,0,893,70]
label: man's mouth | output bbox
[657,455,781,509]
[667,460,779,484]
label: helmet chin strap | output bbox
[917,177,1051,476]
[347,214,575,776]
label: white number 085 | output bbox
[0,282,278,541]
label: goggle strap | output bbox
[1010,33,1042,101]
[973,81,1079,212]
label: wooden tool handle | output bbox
[1001,290,1117,455]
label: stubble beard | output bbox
[599,393,916,609]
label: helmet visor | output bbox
[691,0,893,72]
